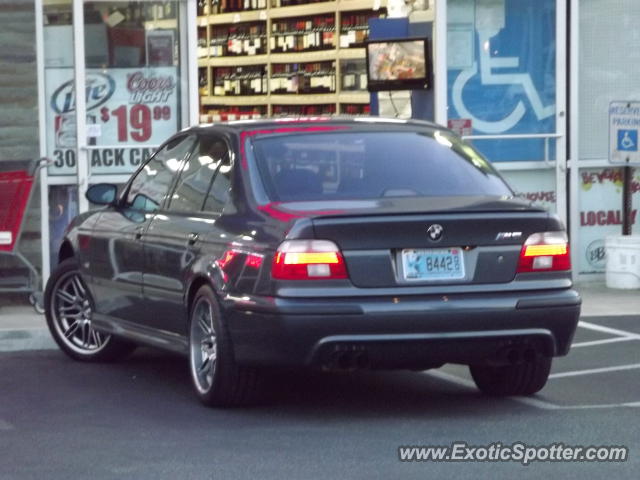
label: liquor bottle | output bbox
[198,28,207,49]
[199,68,209,96]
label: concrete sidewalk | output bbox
[0,305,53,351]
[578,281,640,317]
[1,281,638,352]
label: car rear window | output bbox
[250,130,512,202]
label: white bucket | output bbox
[605,235,640,289]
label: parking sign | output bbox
[609,101,640,164]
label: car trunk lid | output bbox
[300,196,550,287]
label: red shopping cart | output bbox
[0,158,50,312]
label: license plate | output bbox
[401,248,465,281]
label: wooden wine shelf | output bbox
[207,9,266,26]
[198,48,366,67]
[198,1,385,116]
[202,0,384,25]
[269,2,338,20]
[202,95,270,106]
[202,91,369,106]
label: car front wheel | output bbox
[45,258,136,362]
[188,285,261,407]
[469,356,552,396]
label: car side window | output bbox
[169,135,230,213]
[125,135,196,212]
[203,150,232,214]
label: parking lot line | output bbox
[578,320,640,340]
[549,362,640,379]
[571,337,637,348]
[428,369,640,411]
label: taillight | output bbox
[517,231,571,273]
[272,240,348,280]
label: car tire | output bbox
[188,284,261,407]
[45,258,136,362]
[469,356,552,396]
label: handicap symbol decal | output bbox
[617,129,638,152]
[450,0,555,135]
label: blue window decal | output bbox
[447,0,556,162]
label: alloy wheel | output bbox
[50,271,109,354]
[190,297,218,394]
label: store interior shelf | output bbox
[269,2,338,20]
[339,0,384,13]
[206,54,269,67]
[206,10,266,26]
[270,49,341,64]
[338,92,370,103]
[201,1,385,25]
[198,1,386,117]
[201,91,369,107]
[270,93,338,105]
[270,92,369,104]
[202,95,270,106]
[201,48,367,67]
[338,47,366,59]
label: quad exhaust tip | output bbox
[327,349,370,370]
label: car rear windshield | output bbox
[251,130,513,202]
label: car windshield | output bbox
[251,130,513,202]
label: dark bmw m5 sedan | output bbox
[45,117,581,407]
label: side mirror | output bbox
[86,183,117,206]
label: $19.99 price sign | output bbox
[46,67,179,175]
[100,104,172,143]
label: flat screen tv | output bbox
[365,38,431,92]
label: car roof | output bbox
[183,116,444,136]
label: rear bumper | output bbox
[224,289,581,369]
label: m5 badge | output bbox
[496,232,522,241]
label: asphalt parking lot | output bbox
[0,300,639,479]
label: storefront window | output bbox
[579,0,640,161]
[577,0,640,275]
[84,1,184,176]
[43,1,186,177]
[446,0,556,162]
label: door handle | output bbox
[187,233,199,246]
[134,227,144,241]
